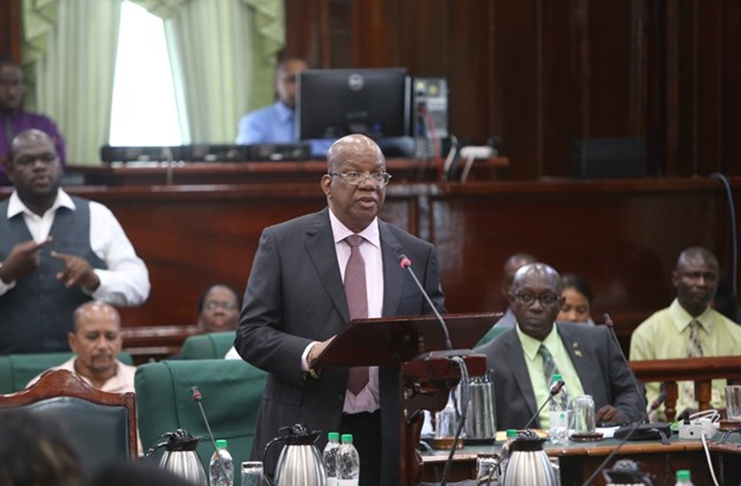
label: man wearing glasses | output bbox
[476,263,644,430]
[234,134,445,486]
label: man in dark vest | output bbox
[0,129,150,354]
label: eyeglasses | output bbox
[204,301,237,311]
[328,171,392,187]
[513,292,561,307]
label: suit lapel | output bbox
[558,324,596,395]
[379,222,404,317]
[505,332,539,422]
[304,208,350,323]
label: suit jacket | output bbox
[234,207,445,486]
[476,322,645,430]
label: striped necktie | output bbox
[683,320,704,402]
[538,344,568,403]
[344,235,369,396]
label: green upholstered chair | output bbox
[179,331,236,360]
[0,369,137,477]
[0,352,134,394]
[135,359,267,486]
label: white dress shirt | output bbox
[0,189,150,306]
[301,209,384,414]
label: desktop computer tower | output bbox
[412,77,448,158]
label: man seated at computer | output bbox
[476,263,645,430]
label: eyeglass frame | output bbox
[511,291,563,308]
[204,301,238,311]
[327,171,392,187]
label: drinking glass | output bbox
[241,461,264,486]
[725,385,741,421]
[571,395,596,435]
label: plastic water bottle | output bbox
[323,432,341,486]
[549,374,570,444]
[337,433,360,486]
[674,470,695,486]
[209,439,234,486]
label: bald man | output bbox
[28,301,135,392]
[630,247,741,417]
[477,263,644,430]
[0,129,149,354]
[234,134,445,486]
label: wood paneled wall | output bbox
[285,0,741,179]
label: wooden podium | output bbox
[314,312,498,486]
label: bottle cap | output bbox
[506,429,518,438]
[216,439,228,449]
[341,434,353,443]
[328,432,340,441]
[676,470,690,481]
[552,374,563,382]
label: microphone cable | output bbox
[711,172,737,297]
[439,356,469,486]
[581,421,640,486]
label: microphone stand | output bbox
[523,380,565,430]
[191,386,229,481]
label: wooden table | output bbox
[422,434,741,485]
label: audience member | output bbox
[234,134,445,486]
[0,57,66,184]
[630,247,741,417]
[27,301,135,393]
[476,263,644,430]
[477,252,538,346]
[557,273,596,325]
[0,410,83,486]
[197,283,241,332]
[0,129,150,354]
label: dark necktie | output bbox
[344,235,369,395]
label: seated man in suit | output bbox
[28,301,135,393]
[476,263,644,430]
[630,247,741,417]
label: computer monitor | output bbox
[297,68,411,141]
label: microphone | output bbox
[523,379,565,430]
[191,386,228,479]
[647,383,668,415]
[399,254,452,351]
[603,314,671,442]
[603,314,650,423]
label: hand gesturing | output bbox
[51,251,100,291]
[0,237,53,284]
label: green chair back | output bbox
[0,352,133,394]
[135,359,267,486]
[476,324,510,347]
[179,332,236,360]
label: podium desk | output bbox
[421,434,741,486]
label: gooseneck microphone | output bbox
[603,313,650,423]
[523,380,566,430]
[191,386,228,479]
[647,383,668,416]
[399,254,452,351]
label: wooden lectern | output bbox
[314,312,498,486]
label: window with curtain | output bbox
[109,1,183,146]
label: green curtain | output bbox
[130,0,285,143]
[22,0,123,165]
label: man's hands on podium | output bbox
[307,336,336,378]
[0,237,52,284]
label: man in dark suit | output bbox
[476,263,644,430]
[234,134,445,486]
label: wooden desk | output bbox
[422,435,741,485]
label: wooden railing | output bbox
[630,357,741,421]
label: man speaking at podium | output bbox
[234,134,445,486]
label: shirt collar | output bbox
[516,322,559,361]
[669,298,714,333]
[328,208,380,249]
[7,188,75,219]
[274,101,295,123]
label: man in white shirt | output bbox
[27,301,136,393]
[0,129,149,354]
